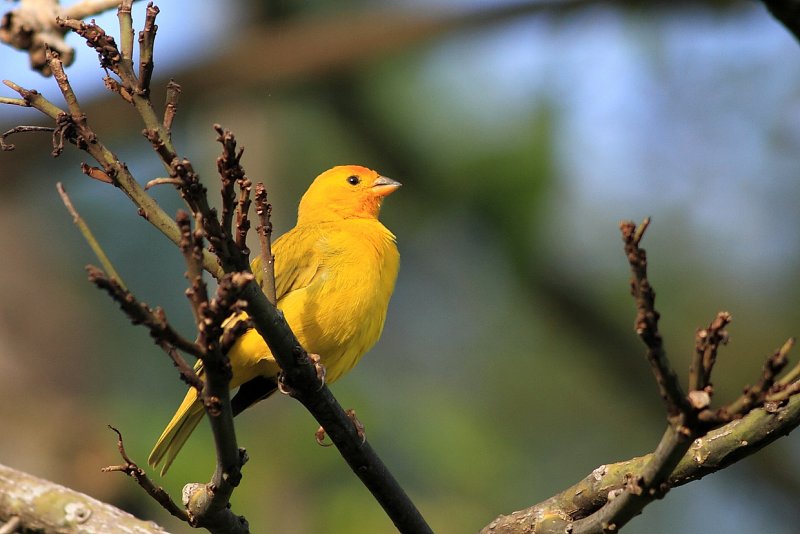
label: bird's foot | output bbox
[314,408,366,447]
[277,353,326,397]
[277,372,295,397]
[346,409,366,443]
[308,353,327,390]
[315,426,333,447]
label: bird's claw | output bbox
[308,353,326,390]
[277,353,326,397]
[345,409,366,444]
[314,409,366,447]
[315,426,333,447]
[277,372,295,397]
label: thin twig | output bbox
[178,211,209,328]
[235,178,253,253]
[47,48,85,118]
[3,80,66,120]
[254,183,276,304]
[56,17,122,74]
[621,218,690,419]
[708,337,794,422]
[163,80,181,133]
[0,96,29,107]
[215,124,246,248]
[5,22,223,278]
[116,0,135,68]
[137,3,159,95]
[102,426,189,521]
[688,312,731,393]
[57,182,126,289]
[144,177,182,189]
[87,265,205,364]
[1,125,55,152]
[776,337,800,386]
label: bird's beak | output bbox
[372,175,402,197]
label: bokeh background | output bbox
[2,0,800,532]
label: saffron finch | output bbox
[148,165,401,475]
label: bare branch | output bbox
[56,17,122,74]
[137,3,159,95]
[254,183,276,305]
[163,80,181,133]
[0,462,169,533]
[101,426,189,522]
[621,218,690,419]
[0,125,54,151]
[235,177,252,253]
[116,0,135,65]
[178,210,209,328]
[569,220,699,533]
[482,393,800,533]
[688,311,731,393]
[214,124,248,251]
[3,79,65,120]
[2,6,431,532]
[57,181,126,288]
[84,222,204,395]
[706,337,794,423]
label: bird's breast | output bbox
[288,222,399,382]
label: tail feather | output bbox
[148,388,205,476]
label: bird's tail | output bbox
[148,387,205,476]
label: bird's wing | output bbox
[270,227,324,303]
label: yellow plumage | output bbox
[148,165,401,474]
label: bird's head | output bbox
[298,165,401,223]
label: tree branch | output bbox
[480,220,800,533]
[481,392,800,533]
[0,462,170,533]
[254,183,276,305]
[101,426,189,522]
[1,3,429,532]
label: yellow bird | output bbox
[148,165,401,475]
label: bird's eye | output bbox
[346,175,360,186]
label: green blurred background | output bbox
[2,0,800,532]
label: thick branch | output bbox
[0,462,169,533]
[481,393,800,533]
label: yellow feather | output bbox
[148,165,400,474]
